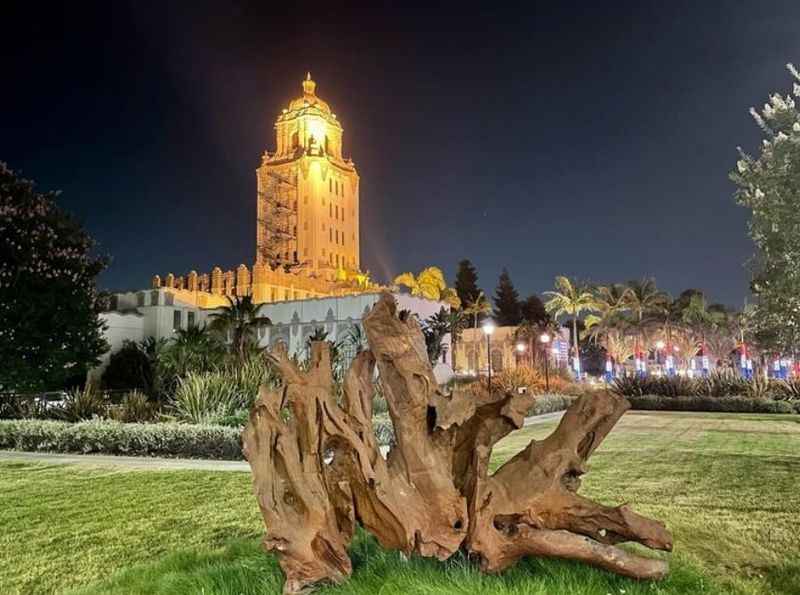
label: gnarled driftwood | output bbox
[243,292,672,594]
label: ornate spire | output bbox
[302,72,316,96]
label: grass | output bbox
[2,411,799,594]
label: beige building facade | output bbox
[256,73,360,279]
[151,73,366,304]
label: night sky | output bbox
[4,1,800,307]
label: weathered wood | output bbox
[243,292,673,594]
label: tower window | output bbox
[329,228,333,242]
[304,221,308,230]
[335,205,338,219]
[329,203,332,217]
[329,178,332,193]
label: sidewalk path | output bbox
[0,411,566,471]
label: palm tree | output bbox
[604,330,636,375]
[427,307,467,369]
[679,293,727,370]
[163,324,224,377]
[513,317,560,368]
[624,279,670,368]
[463,290,492,328]
[209,295,272,360]
[585,284,633,375]
[544,276,599,378]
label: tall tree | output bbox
[624,278,670,359]
[493,268,522,326]
[520,294,547,324]
[731,63,800,353]
[544,276,599,376]
[209,295,272,359]
[454,259,481,310]
[0,163,108,391]
[463,290,492,328]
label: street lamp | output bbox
[515,342,526,368]
[539,333,551,392]
[482,320,496,387]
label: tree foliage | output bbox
[0,163,108,391]
[454,259,481,310]
[493,268,522,326]
[520,294,547,324]
[731,63,800,353]
[393,266,460,308]
[208,295,271,360]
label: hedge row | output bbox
[0,419,243,460]
[528,394,577,416]
[626,394,797,414]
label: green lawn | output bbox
[2,411,799,595]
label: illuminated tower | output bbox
[256,73,360,280]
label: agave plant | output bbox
[56,384,108,421]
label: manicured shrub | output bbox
[612,372,795,402]
[0,419,243,459]
[626,394,795,414]
[528,394,577,416]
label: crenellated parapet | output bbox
[150,262,375,307]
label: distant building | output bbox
[454,326,570,376]
[150,73,367,306]
[99,289,453,383]
[99,74,454,383]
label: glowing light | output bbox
[481,320,496,336]
[539,333,551,344]
[307,118,327,143]
[516,343,526,353]
[655,340,665,350]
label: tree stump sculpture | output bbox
[243,293,672,594]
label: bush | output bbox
[208,409,250,428]
[528,394,577,416]
[0,419,242,459]
[171,372,245,425]
[612,372,791,401]
[626,394,795,414]
[494,367,547,394]
[54,385,108,421]
[101,341,154,393]
[109,391,159,423]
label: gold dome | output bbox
[286,72,332,115]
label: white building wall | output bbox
[102,290,453,383]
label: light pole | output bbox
[482,320,496,387]
[539,333,551,392]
